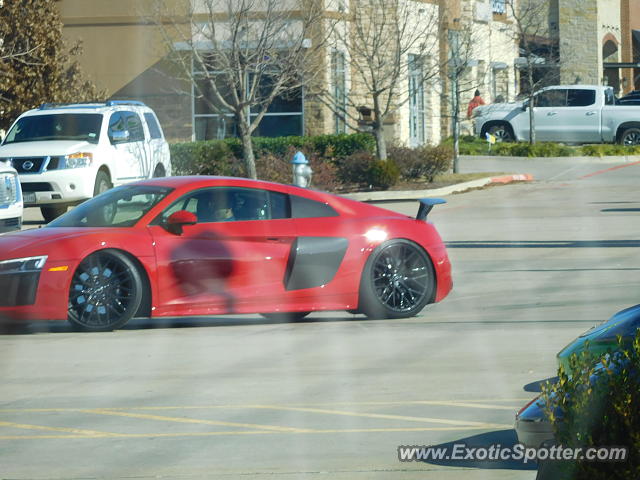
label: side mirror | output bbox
[166,210,197,235]
[110,130,130,144]
[522,100,529,111]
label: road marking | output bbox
[0,420,115,437]
[245,405,508,428]
[579,160,640,179]
[84,408,311,433]
[0,424,511,441]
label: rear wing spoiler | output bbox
[417,198,446,221]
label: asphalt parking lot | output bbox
[1,158,639,479]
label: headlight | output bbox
[0,256,48,274]
[0,158,13,167]
[63,152,93,168]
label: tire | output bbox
[41,205,69,223]
[93,170,112,196]
[358,239,436,320]
[260,312,311,322]
[486,123,514,142]
[67,250,144,332]
[153,164,166,178]
[619,127,640,146]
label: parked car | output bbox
[0,101,171,223]
[0,160,23,233]
[0,176,453,331]
[474,85,640,145]
[516,303,640,447]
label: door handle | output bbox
[266,237,282,242]
[547,112,557,116]
[586,111,596,116]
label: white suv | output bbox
[0,101,172,222]
[0,160,23,233]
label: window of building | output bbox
[408,54,425,147]
[193,69,303,141]
[492,0,506,14]
[332,50,347,134]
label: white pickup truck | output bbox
[474,85,640,146]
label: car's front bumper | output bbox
[0,202,23,233]
[20,168,96,206]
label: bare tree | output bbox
[506,0,559,144]
[318,0,441,160]
[442,17,488,173]
[152,0,330,179]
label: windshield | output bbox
[47,184,173,228]
[3,113,103,144]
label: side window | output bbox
[161,187,290,224]
[144,112,163,139]
[125,112,145,142]
[290,195,339,218]
[567,89,596,107]
[534,89,567,108]
[108,112,127,142]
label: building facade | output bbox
[58,0,519,145]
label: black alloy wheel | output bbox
[359,239,435,319]
[67,250,143,331]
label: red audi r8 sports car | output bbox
[0,176,452,331]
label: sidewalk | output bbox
[343,174,534,202]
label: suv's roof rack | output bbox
[38,100,147,110]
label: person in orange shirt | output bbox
[467,89,486,118]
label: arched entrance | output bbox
[603,35,620,93]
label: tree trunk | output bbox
[238,123,257,179]
[452,83,460,174]
[528,67,536,145]
[373,125,387,160]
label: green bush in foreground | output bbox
[540,332,640,479]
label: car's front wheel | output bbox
[358,239,435,319]
[67,250,144,331]
[486,123,514,142]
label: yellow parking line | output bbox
[246,405,509,428]
[413,401,520,410]
[0,420,115,437]
[84,408,312,433]
[0,424,509,441]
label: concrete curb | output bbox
[462,155,640,164]
[342,173,534,202]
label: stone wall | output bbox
[559,0,600,84]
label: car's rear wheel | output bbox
[619,127,640,146]
[41,205,68,223]
[358,239,435,319]
[67,250,143,332]
[260,312,311,322]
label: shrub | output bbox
[336,151,399,190]
[580,144,640,157]
[541,332,640,479]
[336,151,375,185]
[309,155,342,191]
[368,159,400,190]
[389,144,453,182]
[170,141,240,176]
[255,153,291,185]
[491,142,575,157]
